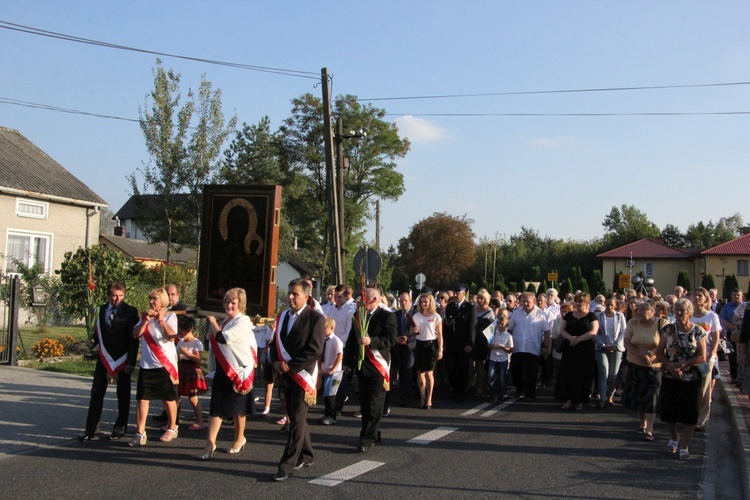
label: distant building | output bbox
[701,233,750,293]
[98,233,197,267]
[0,126,107,274]
[113,194,192,241]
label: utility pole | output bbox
[321,68,344,284]
[375,199,381,253]
[336,117,346,282]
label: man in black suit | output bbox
[394,292,416,406]
[80,281,139,441]
[442,284,476,402]
[344,284,397,452]
[270,278,326,482]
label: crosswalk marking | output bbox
[407,426,459,445]
[480,398,516,416]
[309,460,385,487]
[461,402,493,416]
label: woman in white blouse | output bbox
[411,293,443,409]
[595,296,626,407]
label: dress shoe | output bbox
[78,433,100,442]
[279,423,290,434]
[357,443,373,453]
[109,427,126,440]
[294,459,313,470]
[227,437,247,454]
[199,444,216,460]
[352,410,362,418]
[273,471,290,482]
[319,416,336,426]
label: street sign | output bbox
[547,273,558,282]
[415,273,426,288]
[353,247,382,280]
[619,274,631,289]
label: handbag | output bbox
[554,335,569,354]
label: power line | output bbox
[361,81,750,102]
[0,19,319,80]
[387,111,750,117]
[0,97,139,122]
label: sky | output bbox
[2,1,749,254]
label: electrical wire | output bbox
[0,97,139,122]
[361,81,750,102]
[0,19,320,80]
[385,111,750,117]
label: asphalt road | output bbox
[2,365,733,500]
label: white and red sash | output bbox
[209,334,256,394]
[143,324,179,384]
[274,311,319,400]
[365,345,391,390]
[95,315,127,377]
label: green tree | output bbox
[660,223,686,248]
[590,269,608,296]
[580,277,590,295]
[602,204,660,249]
[685,214,744,248]
[724,274,740,301]
[129,60,236,257]
[676,270,691,292]
[56,246,133,320]
[398,213,476,291]
[526,282,537,294]
[701,273,715,290]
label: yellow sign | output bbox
[547,273,558,282]
[619,274,631,289]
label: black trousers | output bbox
[84,358,132,435]
[358,373,386,446]
[395,344,414,403]
[278,378,314,473]
[511,352,540,398]
[444,349,469,393]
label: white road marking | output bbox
[407,426,459,445]
[309,460,385,487]
[481,398,516,416]
[461,402,493,416]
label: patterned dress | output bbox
[658,323,707,425]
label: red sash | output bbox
[95,315,128,377]
[143,325,178,384]
[274,310,318,403]
[209,334,256,394]
[365,346,391,390]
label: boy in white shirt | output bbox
[488,309,514,403]
[319,317,343,425]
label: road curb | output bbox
[716,373,750,500]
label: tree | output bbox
[677,270,691,292]
[590,269,608,296]
[129,60,236,257]
[398,212,476,290]
[278,93,409,280]
[701,274,715,290]
[660,224,686,248]
[684,213,744,248]
[724,274,740,300]
[602,204,660,249]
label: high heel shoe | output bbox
[160,427,178,442]
[227,437,247,454]
[199,443,216,460]
[129,432,147,447]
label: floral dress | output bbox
[658,323,707,425]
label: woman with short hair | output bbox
[595,297,626,407]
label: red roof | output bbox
[597,238,696,259]
[702,233,750,255]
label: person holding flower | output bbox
[343,283,397,453]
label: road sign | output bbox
[353,247,382,280]
[619,274,631,289]
[547,273,558,282]
[415,273,426,288]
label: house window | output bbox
[644,263,654,277]
[738,260,749,277]
[16,198,49,219]
[5,231,52,273]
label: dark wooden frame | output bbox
[196,185,281,318]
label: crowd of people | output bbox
[79,277,747,481]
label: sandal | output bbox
[644,432,655,441]
[188,423,207,431]
[679,448,690,460]
[635,428,646,435]
[159,427,178,442]
[129,432,147,447]
[560,401,573,410]
[667,439,678,454]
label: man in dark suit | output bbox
[80,281,139,441]
[344,284,397,452]
[393,292,416,406]
[270,278,326,482]
[442,284,476,402]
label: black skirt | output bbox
[414,339,438,372]
[659,376,701,425]
[621,364,662,413]
[136,368,178,401]
[209,363,249,418]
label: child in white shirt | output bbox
[319,317,343,425]
[488,309,514,403]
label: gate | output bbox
[0,275,20,365]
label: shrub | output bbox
[31,338,65,359]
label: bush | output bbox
[31,338,65,359]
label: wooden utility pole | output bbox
[375,199,381,253]
[336,117,346,281]
[321,68,344,284]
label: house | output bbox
[98,233,197,267]
[598,238,702,293]
[701,233,750,293]
[0,127,107,274]
[113,194,192,241]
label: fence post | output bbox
[7,275,20,366]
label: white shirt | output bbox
[489,328,513,362]
[137,313,178,369]
[321,334,344,373]
[412,311,442,341]
[508,306,550,355]
[324,302,356,345]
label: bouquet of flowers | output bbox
[354,274,370,371]
[85,256,98,342]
